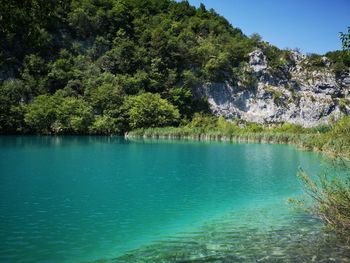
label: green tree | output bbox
[24,94,59,133]
[124,93,180,129]
[340,27,350,51]
[86,83,125,114]
[25,92,93,134]
[54,95,94,133]
[47,49,75,92]
[0,80,28,133]
[3,0,343,135]
[98,32,138,74]
[166,87,193,118]
[89,115,120,135]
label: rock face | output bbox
[196,50,350,127]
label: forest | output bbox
[1,0,350,134]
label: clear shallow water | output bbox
[0,136,349,262]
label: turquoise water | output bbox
[0,136,349,262]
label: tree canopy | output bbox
[0,0,348,134]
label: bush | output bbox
[332,115,350,136]
[307,53,325,68]
[274,123,305,133]
[217,116,240,134]
[245,122,264,132]
[308,124,332,134]
[325,50,350,76]
[187,113,217,131]
[232,65,257,89]
[297,167,350,237]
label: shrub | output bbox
[187,113,218,131]
[244,122,264,132]
[297,167,350,237]
[307,53,325,68]
[232,65,257,89]
[331,116,350,136]
[217,116,240,134]
[274,123,305,133]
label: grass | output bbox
[126,115,350,159]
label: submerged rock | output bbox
[113,206,350,263]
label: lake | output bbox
[0,136,349,262]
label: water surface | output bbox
[0,136,348,262]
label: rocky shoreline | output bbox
[196,50,350,127]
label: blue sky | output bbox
[181,0,350,54]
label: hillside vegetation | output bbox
[1,0,349,134]
[127,114,350,158]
